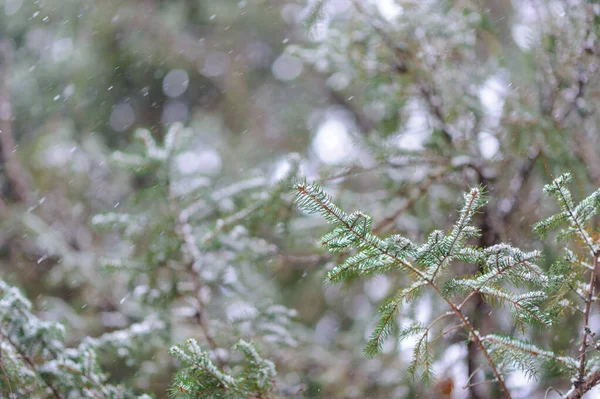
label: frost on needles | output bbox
[0,279,154,399]
[168,338,276,398]
[90,123,298,398]
[295,173,600,399]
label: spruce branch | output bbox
[482,334,578,375]
[534,173,598,255]
[364,280,428,357]
[295,182,514,397]
[0,278,153,399]
[533,173,600,396]
[454,245,545,312]
[0,330,64,399]
[169,339,276,399]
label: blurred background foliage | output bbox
[1,0,600,398]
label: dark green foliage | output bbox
[0,279,153,399]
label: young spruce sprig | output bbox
[168,338,276,399]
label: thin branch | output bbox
[58,364,109,396]
[416,80,454,144]
[430,323,464,344]
[324,80,376,134]
[189,359,230,390]
[348,0,410,73]
[576,253,598,387]
[568,367,600,399]
[500,146,542,223]
[373,167,445,235]
[464,364,484,387]
[430,187,479,282]
[545,386,565,399]
[464,377,497,390]
[421,312,454,345]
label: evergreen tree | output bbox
[1,0,600,398]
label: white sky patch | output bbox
[176,151,202,175]
[63,84,75,99]
[312,118,355,164]
[51,38,73,63]
[196,150,222,175]
[364,276,391,302]
[280,3,303,24]
[512,24,533,50]
[396,103,431,150]
[590,311,600,333]
[511,1,544,51]
[479,76,507,124]
[478,131,500,160]
[415,296,432,324]
[433,344,470,399]
[44,143,73,167]
[271,154,303,183]
[396,131,427,151]
[272,157,292,182]
[506,370,537,397]
[375,0,402,21]
[397,299,433,361]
